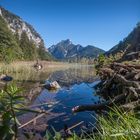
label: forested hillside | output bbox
[107,23,140,61]
[0,7,53,63]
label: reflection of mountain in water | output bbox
[19,82,100,138]
[48,66,96,86]
[18,65,98,139]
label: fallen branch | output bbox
[18,108,53,129]
[120,99,140,111]
[72,93,127,112]
[124,71,138,80]
[18,113,45,129]
[113,62,140,70]
[74,62,140,113]
[114,74,140,88]
[134,72,140,81]
[67,121,84,131]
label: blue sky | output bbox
[0,0,140,51]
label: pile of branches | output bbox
[73,62,140,112]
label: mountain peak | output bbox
[0,6,53,61]
[48,40,105,60]
[59,39,72,45]
[63,39,71,43]
[0,6,44,48]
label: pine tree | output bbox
[38,41,52,60]
[0,15,53,62]
[20,31,37,60]
[0,16,22,63]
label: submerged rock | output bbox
[44,81,61,90]
[0,74,13,82]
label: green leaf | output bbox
[15,117,21,125]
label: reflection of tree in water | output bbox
[11,65,95,86]
[49,66,96,86]
[11,70,52,82]
[18,66,98,138]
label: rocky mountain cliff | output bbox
[0,7,52,61]
[107,23,140,61]
[49,39,105,60]
[0,7,43,48]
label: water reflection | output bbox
[10,65,96,84]
[48,65,96,86]
[44,82,99,134]
[18,65,100,138]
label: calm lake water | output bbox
[17,65,101,139]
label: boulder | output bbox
[44,81,61,90]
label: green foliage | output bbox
[93,108,140,140]
[95,52,124,71]
[95,54,106,71]
[97,54,105,66]
[0,84,24,139]
[0,15,53,63]
[20,31,38,60]
[0,84,42,140]
[44,129,80,140]
[0,16,22,63]
[38,41,53,60]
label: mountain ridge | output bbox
[0,6,43,48]
[106,23,140,61]
[48,39,105,60]
[0,6,53,61]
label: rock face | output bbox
[0,6,45,48]
[48,39,105,60]
[106,23,140,61]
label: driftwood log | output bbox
[72,93,127,112]
[72,62,140,113]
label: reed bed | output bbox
[0,61,84,81]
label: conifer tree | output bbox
[38,41,52,60]
[0,16,22,63]
[20,31,37,60]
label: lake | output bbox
[16,65,101,139]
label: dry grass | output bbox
[0,61,82,81]
[0,61,77,74]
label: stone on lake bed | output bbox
[0,74,13,82]
[44,80,61,90]
[48,104,53,108]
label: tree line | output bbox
[0,16,52,63]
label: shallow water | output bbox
[34,81,100,133]
[18,65,101,138]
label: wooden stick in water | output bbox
[18,108,53,129]
[18,114,45,129]
[66,121,84,131]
